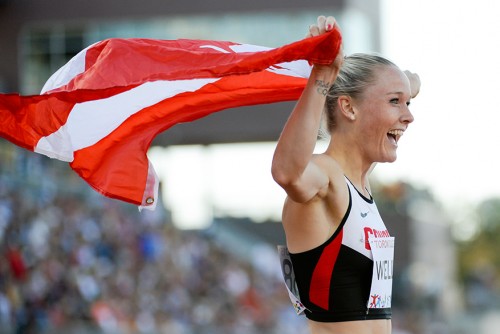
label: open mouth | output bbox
[387,129,403,145]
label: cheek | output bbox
[362,108,394,133]
[360,113,385,136]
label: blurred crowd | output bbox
[3,148,500,334]
[0,154,307,334]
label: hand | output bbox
[404,70,421,98]
[307,15,344,73]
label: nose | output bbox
[402,105,414,124]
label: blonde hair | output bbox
[323,53,396,134]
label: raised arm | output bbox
[271,16,343,203]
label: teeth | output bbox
[388,129,403,136]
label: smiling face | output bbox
[351,65,414,163]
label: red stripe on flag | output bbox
[0,86,133,151]
[49,29,341,92]
[71,71,307,206]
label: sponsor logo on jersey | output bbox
[363,227,390,250]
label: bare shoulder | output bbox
[283,153,350,253]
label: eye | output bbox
[390,98,399,104]
[406,101,411,106]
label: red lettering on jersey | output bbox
[364,227,390,250]
[364,227,373,250]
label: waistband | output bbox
[305,307,391,323]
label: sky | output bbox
[378,0,500,215]
[149,0,500,229]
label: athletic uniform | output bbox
[288,177,393,322]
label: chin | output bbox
[380,154,397,163]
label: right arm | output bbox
[271,16,343,203]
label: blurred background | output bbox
[1,0,500,333]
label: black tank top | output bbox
[289,178,393,322]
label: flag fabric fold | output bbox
[0,29,342,210]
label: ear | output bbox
[337,95,356,121]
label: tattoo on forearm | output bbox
[315,80,331,96]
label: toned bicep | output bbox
[279,158,332,203]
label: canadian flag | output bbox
[0,29,341,210]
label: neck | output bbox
[325,134,374,193]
